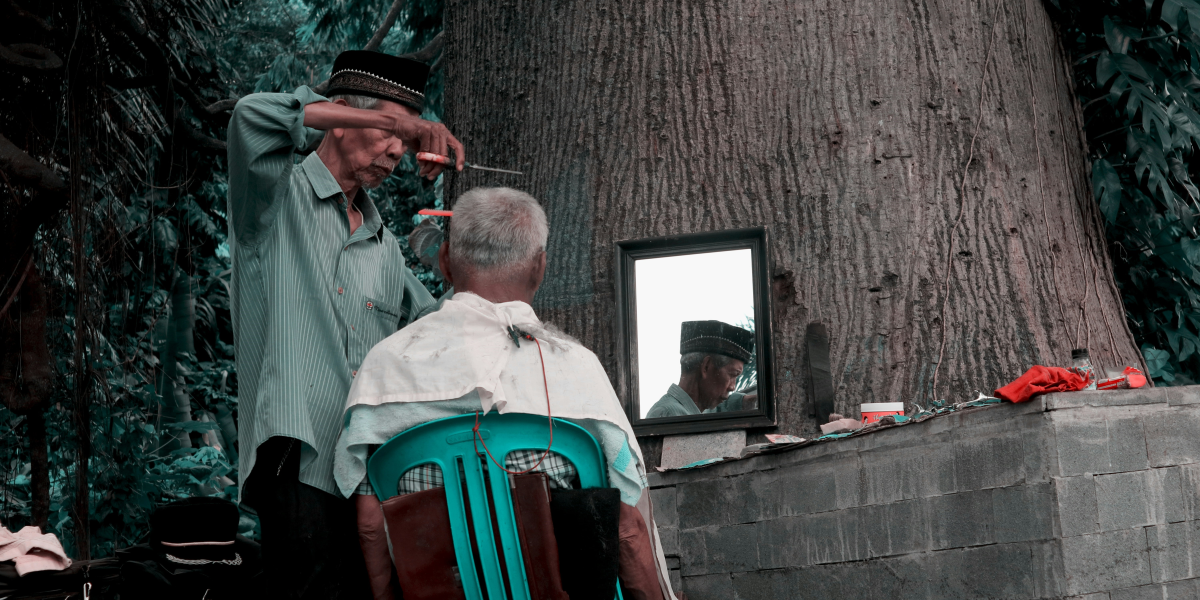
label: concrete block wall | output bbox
[647,386,1200,599]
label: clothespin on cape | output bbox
[508,325,534,348]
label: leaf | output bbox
[1097,52,1118,86]
[1105,17,1142,55]
[1093,158,1125,224]
[1143,345,1173,378]
[1113,54,1152,82]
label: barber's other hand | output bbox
[742,393,758,410]
[391,114,465,179]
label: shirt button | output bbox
[337,287,344,295]
[366,301,374,310]
[352,370,358,377]
[344,246,349,251]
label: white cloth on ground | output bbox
[0,525,72,575]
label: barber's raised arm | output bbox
[305,101,465,179]
[226,87,329,245]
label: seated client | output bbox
[334,187,675,600]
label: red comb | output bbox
[418,209,453,217]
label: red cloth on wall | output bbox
[994,365,1090,403]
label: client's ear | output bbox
[437,241,455,286]
[529,251,547,293]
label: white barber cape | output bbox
[336,291,677,600]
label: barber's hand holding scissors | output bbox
[391,114,465,180]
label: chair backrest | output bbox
[367,412,612,600]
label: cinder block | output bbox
[954,430,1026,491]
[659,526,679,557]
[1109,583,1168,600]
[936,542,1064,600]
[1146,411,1200,468]
[660,430,744,470]
[676,477,757,529]
[862,440,958,505]
[1057,417,1116,477]
[650,486,678,528]
[1061,529,1152,595]
[1109,416,1153,473]
[680,573,735,600]
[760,463,837,518]
[790,563,853,599]
[1056,475,1100,537]
[1046,389,1167,410]
[1181,465,1200,522]
[1096,471,1157,531]
[1163,577,1200,598]
[930,489,995,550]
[669,569,682,598]
[994,483,1055,543]
[1146,522,1195,584]
[729,569,793,600]
[1066,594,1111,600]
[756,516,805,570]
[701,523,759,574]
[878,497,933,557]
[1168,387,1200,407]
[1056,413,1151,476]
[1022,418,1057,484]
[797,509,863,565]
[1153,467,1188,525]
[678,528,707,577]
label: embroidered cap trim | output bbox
[329,69,425,98]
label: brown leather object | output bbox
[511,473,570,600]
[380,487,466,600]
[617,502,665,600]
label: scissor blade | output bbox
[467,164,524,175]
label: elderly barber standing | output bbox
[225,50,463,599]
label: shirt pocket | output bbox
[364,296,406,332]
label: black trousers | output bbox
[243,436,373,600]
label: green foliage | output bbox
[1,0,445,558]
[1053,0,1200,385]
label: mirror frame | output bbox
[614,227,777,436]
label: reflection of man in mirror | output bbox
[646,320,757,418]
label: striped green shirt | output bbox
[226,86,435,497]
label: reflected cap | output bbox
[680,320,754,363]
[326,50,429,113]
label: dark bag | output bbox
[381,487,466,600]
[550,487,621,600]
[511,473,570,600]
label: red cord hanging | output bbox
[473,335,554,475]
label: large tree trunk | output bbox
[442,0,1141,453]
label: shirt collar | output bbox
[301,152,384,242]
[453,291,542,326]
[666,383,701,414]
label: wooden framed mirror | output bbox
[614,227,776,436]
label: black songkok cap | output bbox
[679,320,755,363]
[326,50,429,113]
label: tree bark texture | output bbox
[442,0,1141,450]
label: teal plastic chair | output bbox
[367,412,624,600]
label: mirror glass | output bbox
[635,249,757,418]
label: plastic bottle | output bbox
[1071,348,1098,391]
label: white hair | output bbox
[328,93,381,110]
[449,187,548,274]
[681,352,734,375]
